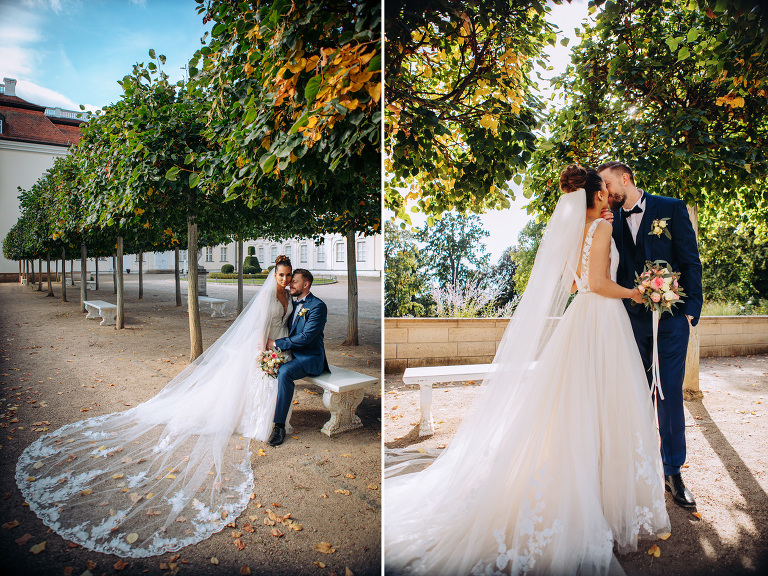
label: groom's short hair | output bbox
[293,268,313,287]
[597,160,635,184]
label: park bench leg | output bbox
[84,303,100,320]
[100,308,117,326]
[419,383,435,437]
[210,303,226,317]
[321,388,365,436]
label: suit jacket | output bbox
[275,292,330,376]
[611,192,703,326]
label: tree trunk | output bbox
[30,258,36,288]
[683,203,702,400]
[18,260,21,284]
[46,252,54,297]
[37,258,43,291]
[55,257,59,282]
[116,236,125,329]
[342,230,359,346]
[112,255,117,294]
[237,239,244,315]
[80,244,87,313]
[174,247,182,307]
[70,259,75,286]
[61,248,67,302]
[187,214,203,359]
[95,257,99,290]
[27,259,31,286]
[138,250,144,299]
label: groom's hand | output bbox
[267,339,276,349]
[600,207,614,223]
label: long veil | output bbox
[16,274,280,557]
[384,190,589,573]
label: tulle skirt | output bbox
[385,292,670,575]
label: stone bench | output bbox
[83,300,118,326]
[402,364,494,436]
[286,365,379,437]
[198,296,228,317]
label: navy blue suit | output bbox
[273,292,330,424]
[612,192,702,476]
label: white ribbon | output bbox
[651,310,665,403]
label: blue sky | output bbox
[0,0,211,111]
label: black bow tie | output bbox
[295,298,306,305]
[624,205,643,216]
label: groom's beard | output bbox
[608,194,626,211]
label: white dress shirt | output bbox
[623,190,646,243]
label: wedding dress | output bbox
[16,275,291,557]
[385,190,671,576]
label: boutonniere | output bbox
[649,218,671,239]
[298,307,309,318]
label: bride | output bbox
[385,165,671,575]
[16,255,295,557]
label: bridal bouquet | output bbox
[259,348,288,377]
[635,260,686,315]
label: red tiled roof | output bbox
[0,94,82,147]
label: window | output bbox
[205,247,213,262]
[317,243,326,263]
[335,242,345,263]
[356,241,366,262]
[220,247,227,262]
[285,245,292,261]
[0,114,4,134]
[270,246,278,262]
[181,250,188,262]
[134,253,146,263]
[300,244,308,263]
[258,247,264,262]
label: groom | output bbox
[598,161,702,509]
[266,268,330,446]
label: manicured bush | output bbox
[243,255,261,273]
[221,264,235,274]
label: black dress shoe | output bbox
[664,473,696,508]
[267,426,286,447]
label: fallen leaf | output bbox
[692,511,702,519]
[335,489,351,496]
[257,449,266,456]
[345,473,356,479]
[290,523,303,531]
[210,557,219,565]
[80,489,93,496]
[231,530,242,538]
[233,538,245,551]
[315,541,336,554]
[32,462,44,470]
[263,518,276,526]
[346,568,355,576]
[2,520,19,530]
[169,554,180,562]
[272,503,281,507]
[126,533,139,544]
[321,493,328,499]
[87,560,97,570]
[647,544,660,557]
[314,562,326,568]
[242,524,255,533]
[367,484,378,490]
[113,559,129,571]
[271,528,284,537]
[112,473,124,479]
[30,541,46,554]
[68,541,79,548]
[658,532,671,540]
[129,493,142,504]
[15,533,32,546]
[159,563,169,570]
[341,453,351,458]
[63,567,74,576]
[240,567,252,576]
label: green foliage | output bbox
[511,220,546,294]
[243,255,261,273]
[415,213,490,290]
[384,220,431,317]
[221,264,235,274]
[487,246,519,310]
[385,0,563,222]
[248,246,255,256]
[526,0,768,223]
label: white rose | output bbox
[659,220,667,228]
[664,290,676,301]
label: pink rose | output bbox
[651,293,661,303]
[673,293,679,300]
[652,277,664,289]
[638,286,646,294]
[272,353,277,358]
[673,279,679,287]
[642,280,651,287]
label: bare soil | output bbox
[0,276,382,576]
[384,355,768,576]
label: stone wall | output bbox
[385,316,768,373]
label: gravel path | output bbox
[384,355,768,576]
[0,277,382,576]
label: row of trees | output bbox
[3,0,381,357]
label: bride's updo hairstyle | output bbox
[559,164,603,208]
[274,255,292,270]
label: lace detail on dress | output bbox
[575,218,604,293]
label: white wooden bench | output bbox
[403,364,494,437]
[285,365,379,436]
[198,296,228,317]
[83,300,118,326]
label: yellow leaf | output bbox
[658,532,671,540]
[81,489,93,496]
[335,489,351,496]
[210,557,219,565]
[367,484,378,490]
[126,533,139,544]
[647,544,661,557]
[165,474,177,480]
[112,474,124,479]
[257,448,266,456]
[314,542,336,554]
[692,511,702,519]
[366,82,381,102]
[240,567,252,576]
[26,476,36,482]
[30,541,46,554]
[314,562,326,568]
[32,462,44,470]
[345,473,356,479]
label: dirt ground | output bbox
[0,275,382,576]
[384,355,768,576]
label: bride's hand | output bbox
[630,288,644,304]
